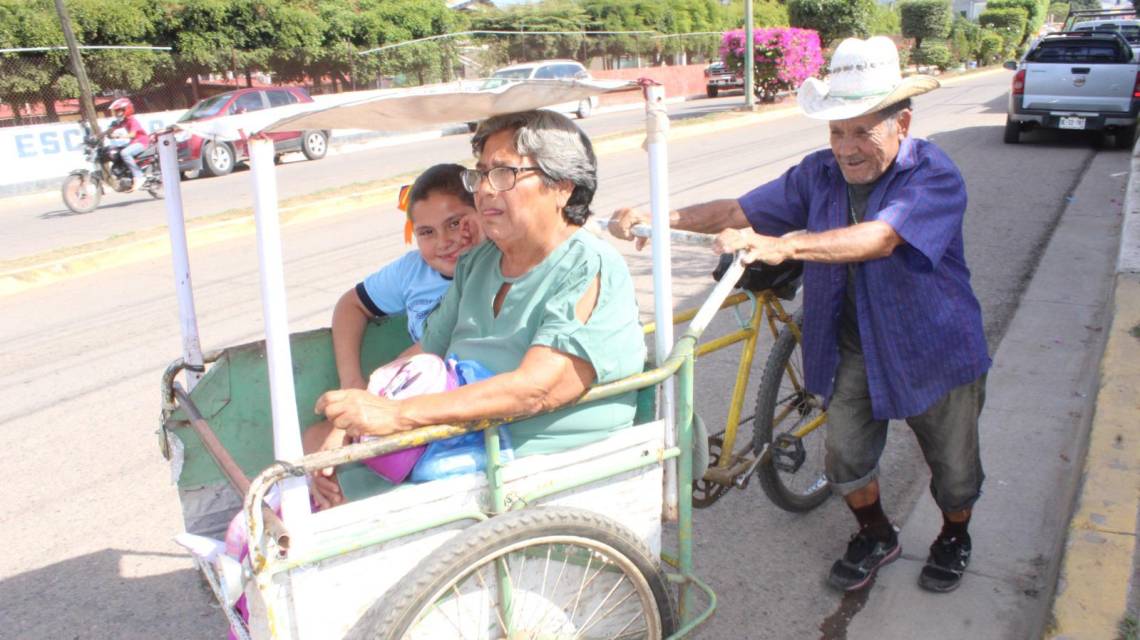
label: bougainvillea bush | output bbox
[721,28,824,101]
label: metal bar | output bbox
[514,447,681,509]
[267,511,488,573]
[676,355,696,622]
[642,292,751,335]
[172,384,289,548]
[688,256,746,335]
[664,572,718,639]
[485,427,506,515]
[693,328,751,358]
[745,0,756,110]
[157,132,205,391]
[644,83,678,522]
[0,45,172,53]
[715,298,763,460]
[248,136,311,536]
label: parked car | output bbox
[174,86,330,178]
[467,60,598,131]
[704,61,744,98]
[1004,31,1140,148]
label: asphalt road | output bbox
[0,95,746,263]
[0,70,1123,638]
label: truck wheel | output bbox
[1115,124,1137,150]
[1003,117,1020,144]
[706,85,719,98]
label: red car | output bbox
[174,86,330,177]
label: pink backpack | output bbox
[359,353,458,483]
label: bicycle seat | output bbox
[711,253,803,300]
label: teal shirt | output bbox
[422,229,646,456]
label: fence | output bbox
[0,31,726,129]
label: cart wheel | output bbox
[359,507,677,640]
[753,312,831,512]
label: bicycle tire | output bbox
[753,313,831,512]
[356,507,677,640]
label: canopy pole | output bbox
[158,132,204,390]
[249,136,311,537]
[644,84,678,522]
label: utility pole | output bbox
[53,0,100,135]
[744,0,755,110]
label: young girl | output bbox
[304,163,482,507]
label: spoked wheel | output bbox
[753,313,831,512]
[362,508,676,640]
[61,174,100,213]
[692,433,729,508]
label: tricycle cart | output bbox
[157,78,822,639]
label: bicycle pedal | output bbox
[772,434,806,473]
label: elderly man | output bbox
[610,37,989,593]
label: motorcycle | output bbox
[60,121,164,214]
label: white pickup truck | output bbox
[1005,31,1140,148]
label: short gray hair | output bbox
[471,110,597,225]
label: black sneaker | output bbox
[827,527,901,591]
[919,534,971,593]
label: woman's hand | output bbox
[315,389,405,438]
[301,421,350,509]
[713,227,792,265]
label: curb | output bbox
[1048,147,1140,639]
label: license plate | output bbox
[1059,116,1086,130]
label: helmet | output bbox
[109,97,135,118]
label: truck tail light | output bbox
[1012,69,1026,95]
[1133,70,1140,98]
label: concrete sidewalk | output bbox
[841,148,1138,638]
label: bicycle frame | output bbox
[646,289,825,492]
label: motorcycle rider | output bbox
[105,97,148,192]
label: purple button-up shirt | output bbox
[738,137,990,419]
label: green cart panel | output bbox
[169,316,413,489]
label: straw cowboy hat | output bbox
[798,36,939,121]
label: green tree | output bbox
[868,2,901,36]
[985,0,1047,46]
[1067,0,1101,12]
[1047,2,1069,22]
[900,0,952,49]
[978,7,1028,58]
[976,29,1005,64]
[912,39,952,70]
[948,15,980,64]
[787,0,875,47]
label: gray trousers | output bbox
[825,347,987,513]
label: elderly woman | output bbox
[314,109,646,499]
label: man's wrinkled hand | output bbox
[713,228,790,265]
[315,389,400,438]
[608,207,651,251]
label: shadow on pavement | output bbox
[0,548,226,638]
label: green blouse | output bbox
[421,228,646,457]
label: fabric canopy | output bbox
[173,79,642,142]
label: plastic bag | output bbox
[409,356,514,482]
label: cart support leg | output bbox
[645,83,678,522]
[249,136,311,535]
[678,354,696,621]
[157,131,204,390]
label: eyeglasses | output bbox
[461,166,544,193]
